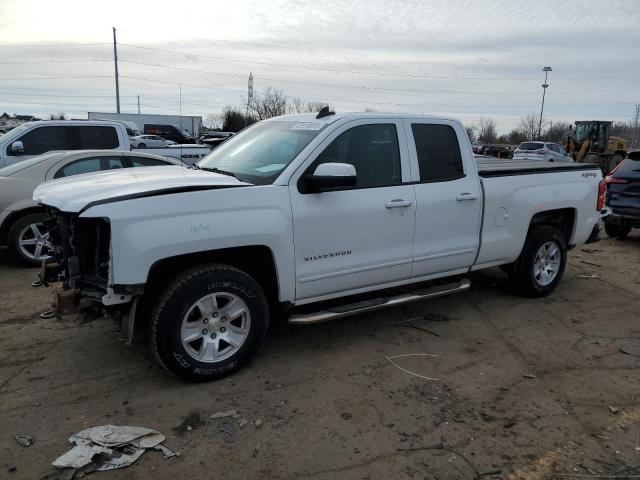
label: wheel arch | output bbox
[527,208,576,246]
[145,245,280,307]
[0,206,47,246]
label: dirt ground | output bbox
[1,233,639,480]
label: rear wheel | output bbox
[604,222,630,239]
[509,226,567,297]
[7,213,53,266]
[150,264,269,381]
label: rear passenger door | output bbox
[404,120,482,277]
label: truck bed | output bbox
[476,158,600,177]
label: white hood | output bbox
[33,166,250,213]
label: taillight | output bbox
[536,149,549,154]
[605,175,628,185]
[597,179,606,210]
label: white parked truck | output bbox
[34,112,604,381]
[0,120,211,168]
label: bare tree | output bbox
[205,113,221,130]
[465,125,477,142]
[49,112,67,120]
[250,87,288,120]
[477,117,497,143]
[288,97,326,114]
[518,113,546,141]
[544,121,571,144]
[505,128,528,145]
[220,106,253,132]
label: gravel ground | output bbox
[1,232,639,480]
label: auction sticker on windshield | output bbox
[291,122,324,130]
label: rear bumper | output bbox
[604,206,640,227]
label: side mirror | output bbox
[305,162,356,192]
[10,141,24,154]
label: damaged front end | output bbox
[41,209,139,342]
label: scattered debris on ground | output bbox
[52,425,175,475]
[13,435,34,447]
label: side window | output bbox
[411,124,464,182]
[547,144,559,153]
[69,126,119,149]
[10,126,68,156]
[54,156,124,178]
[127,156,170,167]
[313,124,401,188]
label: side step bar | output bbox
[288,279,471,325]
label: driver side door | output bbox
[289,119,416,303]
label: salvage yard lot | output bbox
[1,234,639,479]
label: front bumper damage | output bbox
[39,209,140,344]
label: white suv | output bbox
[513,142,573,162]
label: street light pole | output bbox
[112,27,121,114]
[538,66,552,139]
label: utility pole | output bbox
[137,95,140,114]
[633,103,640,148]
[112,27,121,113]
[538,66,552,139]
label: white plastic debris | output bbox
[52,425,169,472]
[210,410,237,419]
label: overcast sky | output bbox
[1,0,639,133]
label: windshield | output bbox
[197,120,326,185]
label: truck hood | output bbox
[33,166,251,213]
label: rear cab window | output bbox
[410,123,464,182]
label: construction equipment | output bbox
[566,120,628,172]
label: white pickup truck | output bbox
[0,120,211,168]
[34,111,604,381]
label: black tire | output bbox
[138,143,146,148]
[7,212,51,266]
[604,222,630,239]
[508,225,567,297]
[150,263,269,381]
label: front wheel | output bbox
[509,226,567,297]
[604,222,630,239]
[150,264,269,381]
[138,143,146,148]
[7,213,53,266]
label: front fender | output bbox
[81,186,295,302]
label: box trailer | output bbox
[88,112,203,138]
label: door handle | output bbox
[385,199,413,208]
[456,193,479,201]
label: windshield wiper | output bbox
[200,167,237,178]
[190,163,200,170]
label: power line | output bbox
[117,74,636,111]
[119,59,542,95]
[0,42,110,48]
[0,59,111,65]
[119,59,639,96]
[0,75,112,81]
[118,42,640,81]
[0,91,138,98]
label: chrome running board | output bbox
[288,279,470,325]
